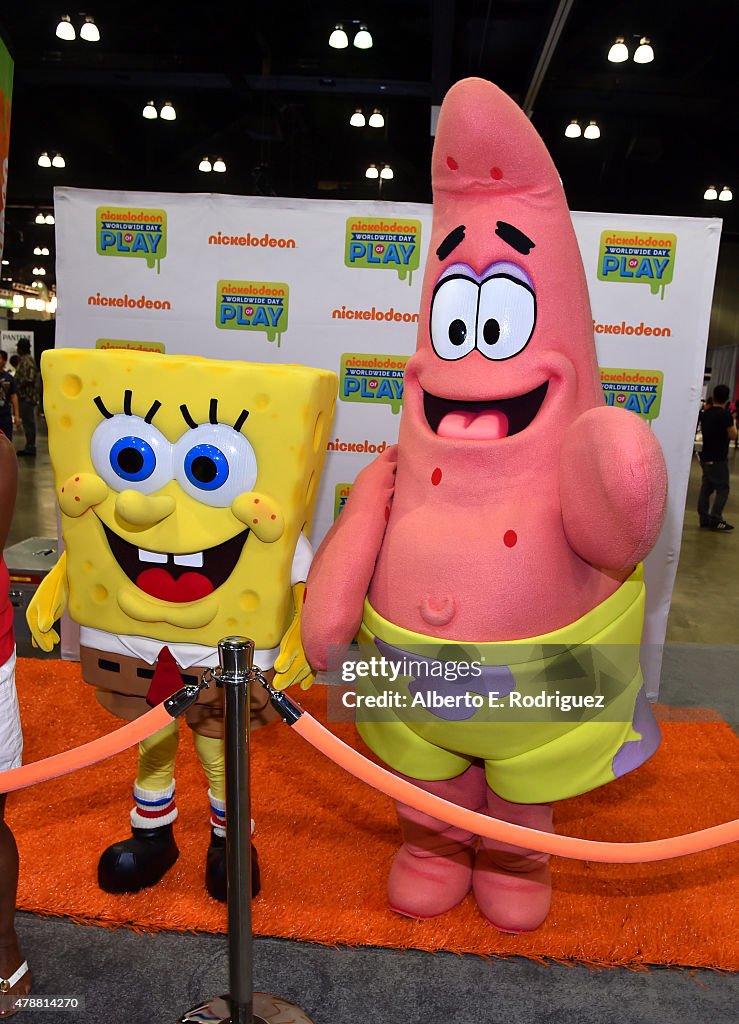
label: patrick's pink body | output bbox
[304,79,666,655]
[301,79,667,931]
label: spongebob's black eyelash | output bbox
[178,402,250,432]
[94,396,113,419]
[123,390,133,416]
[144,400,161,423]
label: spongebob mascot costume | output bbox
[28,349,336,901]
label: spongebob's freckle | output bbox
[74,496,80,502]
[254,498,260,504]
[61,486,65,493]
[75,476,80,482]
[252,519,258,525]
[270,514,276,520]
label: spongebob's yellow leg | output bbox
[194,732,226,833]
[130,721,180,828]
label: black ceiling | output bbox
[1,0,737,292]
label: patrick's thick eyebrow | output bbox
[495,221,535,255]
[436,224,465,261]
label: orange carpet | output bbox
[7,658,739,970]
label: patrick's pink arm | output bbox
[302,445,398,671]
[560,407,667,571]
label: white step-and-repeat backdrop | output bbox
[54,187,721,696]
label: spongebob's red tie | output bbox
[145,646,183,707]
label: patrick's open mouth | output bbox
[102,524,249,603]
[423,381,549,440]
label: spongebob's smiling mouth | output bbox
[102,523,249,603]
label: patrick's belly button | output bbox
[419,594,456,627]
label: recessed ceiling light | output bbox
[160,102,176,121]
[37,152,52,168]
[703,186,718,201]
[198,157,212,172]
[718,186,733,202]
[354,25,373,49]
[212,158,226,173]
[350,109,366,127]
[55,15,75,41]
[564,120,581,138]
[368,109,384,128]
[142,100,158,119]
[79,16,100,42]
[365,164,379,179]
[583,121,601,140]
[633,37,654,63]
[329,25,348,49]
[607,37,629,63]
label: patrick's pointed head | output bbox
[402,78,601,453]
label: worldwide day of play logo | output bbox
[215,279,289,346]
[600,367,663,420]
[96,206,167,272]
[597,230,677,299]
[340,352,408,415]
[334,483,353,519]
[344,216,422,284]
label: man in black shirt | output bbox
[698,383,738,531]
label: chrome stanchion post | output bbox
[179,637,314,1024]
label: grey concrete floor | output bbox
[4,421,739,1023]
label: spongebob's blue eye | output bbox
[174,423,257,507]
[184,444,229,491]
[110,436,157,482]
[91,414,173,494]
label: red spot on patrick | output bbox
[431,468,442,486]
[446,156,458,170]
[490,166,503,180]
[384,505,391,522]
[303,587,308,605]
[503,530,517,547]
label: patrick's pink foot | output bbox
[473,791,553,933]
[389,844,474,919]
[388,765,486,919]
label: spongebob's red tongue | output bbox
[136,568,214,603]
[437,409,509,440]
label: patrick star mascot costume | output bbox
[298,78,667,932]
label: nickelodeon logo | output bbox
[216,279,289,346]
[208,230,296,249]
[96,206,167,273]
[88,292,172,311]
[597,230,676,299]
[340,352,408,414]
[344,216,422,283]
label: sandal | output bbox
[0,961,29,1017]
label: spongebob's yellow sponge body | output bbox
[42,348,337,649]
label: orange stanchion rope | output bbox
[0,685,202,795]
[284,701,739,865]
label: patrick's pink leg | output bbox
[473,790,553,933]
[388,764,486,919]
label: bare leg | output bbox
[0,795,31,1013]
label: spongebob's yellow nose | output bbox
[115,489,176,527]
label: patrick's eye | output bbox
[174,423,257,508]
[476,275,536,360]
[91,415,172,494]
[430,276,478,361]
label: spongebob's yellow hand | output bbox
[26,553,69,652]
[272,582,315,691]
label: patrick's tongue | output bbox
[437,408,509,440]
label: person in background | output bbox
[698,383,738,531]
[6,358,17,377]
[0,354,19,442]
[0,434,32,1013]
[12,341,38,459]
